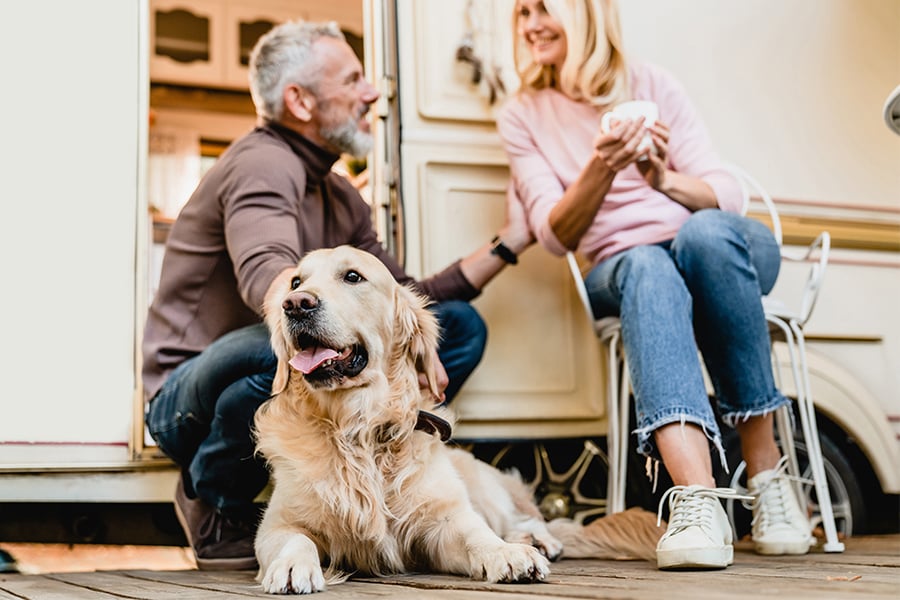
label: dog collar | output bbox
[415,410,452,442]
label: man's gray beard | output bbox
[320,115,373,158]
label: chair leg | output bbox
[603,330,622,514]
[768,315,845,553]
[616,352,630,513]
[791,320,845,553]
[770,321,806,508]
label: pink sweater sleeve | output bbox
[496,102,572,256]
[497,62,743,264]
[639,63,743,213]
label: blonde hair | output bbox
[512,0,630,107]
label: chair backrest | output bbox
[725,163,830,326]
[725,163,783,246]
[566,251,598,327]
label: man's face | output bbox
[310,37,380,158]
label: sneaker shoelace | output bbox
[743,456,811,531]
[657,486,753,535]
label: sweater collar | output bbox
[264,121,340,185]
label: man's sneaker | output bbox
[174,474,259,570]
[656,485,751,570]
[746,456,815,555]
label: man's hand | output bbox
[497,184,535,256]
[419,349,449,404]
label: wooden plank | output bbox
[361,562,899,600]
[0,573,111,600]
[542,561,899,599]
[0,535,896,599]
[121,570,581,599]
[47,570,249,599]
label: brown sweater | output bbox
[141,123,477,402]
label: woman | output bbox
[497,0,813,570]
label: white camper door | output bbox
[0,0,145,469]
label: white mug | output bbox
[600,100,659,159]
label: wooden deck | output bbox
[1,535,897,599]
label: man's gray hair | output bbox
[248,20,345,121]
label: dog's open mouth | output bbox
[288,334,368,383]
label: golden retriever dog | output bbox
[254,245,660,594]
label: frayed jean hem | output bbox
[634,412,728,477]
[719,393,791,428]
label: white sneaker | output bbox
[747,456,815,555]
[656,485,751,570]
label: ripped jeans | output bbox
[584,209,790,469]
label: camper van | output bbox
[1,0,898,546]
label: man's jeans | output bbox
[146,299,485,515]
[583,209,790,465]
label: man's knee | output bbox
[435,300,486,342]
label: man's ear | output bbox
[283,84,315,122]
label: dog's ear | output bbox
[266,314,293,395]
[264,271,295,395]
[271,357,291,396]
[394,284,441,398]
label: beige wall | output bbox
[618,0,900,209]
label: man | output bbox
[142,20,533,570]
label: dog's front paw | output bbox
[505,527,564,561]
[258,535,326,595]
[531,530,564,561]
[260,557,326,595]
[470,542,551,583]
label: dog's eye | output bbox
[290,276,302,290]
[343,270,365,284]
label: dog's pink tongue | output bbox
[289,347,339,374]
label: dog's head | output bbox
[266,246,441,398]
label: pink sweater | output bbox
[496,62,743,265]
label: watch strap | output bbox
[490,235,518,265]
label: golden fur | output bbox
[254,245,660,594]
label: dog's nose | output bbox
[283,291,319,316]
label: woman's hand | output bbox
[636,121,671,190]
[593,117,650,171]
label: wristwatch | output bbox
[489,235,518,265]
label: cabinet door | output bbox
[150,0,226,86]
[222,1,367,89]
[401,148,606,440]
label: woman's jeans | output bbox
[146,300,486,516]
[584,209,790,467]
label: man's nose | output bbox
[362,80,380,104]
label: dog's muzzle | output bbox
[282,292,369,384]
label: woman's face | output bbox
[516,0,567,71]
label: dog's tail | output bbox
[546,507,663,561]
